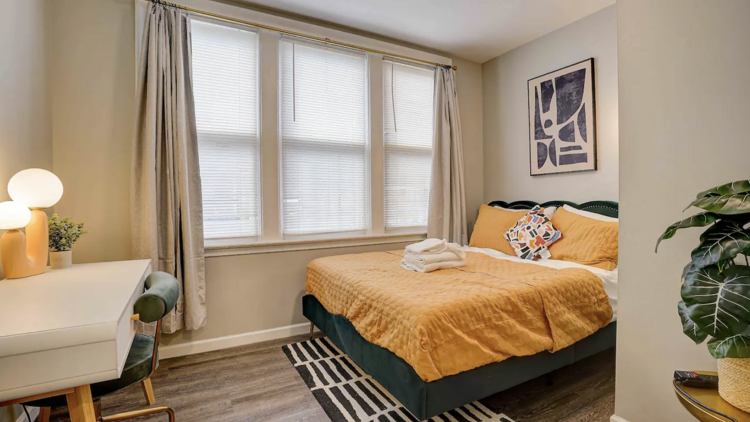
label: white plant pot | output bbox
[50,250,72,269]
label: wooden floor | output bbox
[47,334,615,422]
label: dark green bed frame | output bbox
[303,200,619,420]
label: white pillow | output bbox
[562,204,618,222]
[493,205,557,220]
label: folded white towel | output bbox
[443,243,466,259]
[405,239,467,259]
[406,238,446,254]
[403,250,463,265]
[400,258,466,273]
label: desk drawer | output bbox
[0,340,115,399]
[114,264,150,374]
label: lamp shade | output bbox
[0,201,32,230]
[8,168,64,208]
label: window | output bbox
[186,14,445,250]
[382,60,436,230]
[191,19,261,240]
[279,39,369,238]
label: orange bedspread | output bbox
[306,250,612,382]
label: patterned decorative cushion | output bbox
[504,206,562,260]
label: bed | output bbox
[303,200,618,420]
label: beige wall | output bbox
[615,0,750,421]
[49,0,135,265]
[46,0,485,348]
[0,0,52,199]
[0,1,51,419]
[482,6,618,204]
[454,57,484,234]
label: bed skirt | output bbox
[303,294,616,420]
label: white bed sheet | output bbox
[460,246,618,322]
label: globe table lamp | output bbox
[0,169,64,279]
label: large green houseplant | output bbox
[657,179,750,412]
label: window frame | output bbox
[190,15,264,243]
[277,37,372,240]
[189,20,446,255]
[382,58,437,233]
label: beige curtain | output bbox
[132,4,206,333]
[428,67,468,245]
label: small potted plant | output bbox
[657,179,750,412]
[48,213,87,269]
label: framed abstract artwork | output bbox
[527,58,597,176]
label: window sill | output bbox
[204,232,427,257]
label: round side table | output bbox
[674,371,750,422]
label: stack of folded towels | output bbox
[400,238,466,273]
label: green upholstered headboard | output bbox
[487,200,619,218]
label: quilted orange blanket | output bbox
[306,250,612,382]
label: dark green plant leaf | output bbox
[682,262,695,285]
[690,221,750,268]
[717,259,735,273]
[697,180,750,199]
[656,212,718,252]
[719,213,750,226]
[682,265,750,338]
[707,334,750,358]
[688,180,750,215]
[678,301,708,344]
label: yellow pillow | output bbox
[548,207,618,270]
[469,205,528,256]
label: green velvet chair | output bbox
[26,271,180,422]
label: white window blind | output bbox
[279,39,369,237]
[191,19,261,240]
[382,60,435,230]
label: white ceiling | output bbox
[239,0,615,63]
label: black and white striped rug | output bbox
[282,337,515,422]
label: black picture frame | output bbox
[527,57,598,176]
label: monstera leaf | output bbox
[655,212,718,252]
[688,180,750,215]
[682,265,750,338]
[678,301,708,344]
[690,221,750,268]
[708,334,750,359]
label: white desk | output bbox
[0,260,151,421]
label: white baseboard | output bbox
[159,322,318,359]
[610,415,629,422]
[16,406,39,422]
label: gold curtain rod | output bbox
[147,0,457,70]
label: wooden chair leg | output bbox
[93,400,102,420]
[100,406,174,422]
[309,322,314,340]
[38,407,51,422]
[141,378,156,405]
[65,385,96,422]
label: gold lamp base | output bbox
[1,209,48,279]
